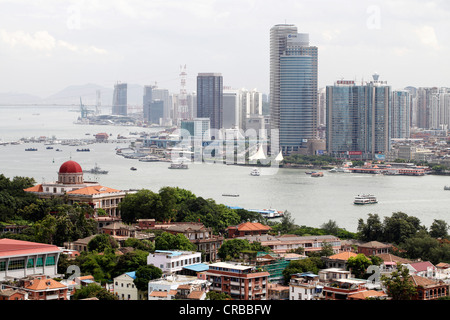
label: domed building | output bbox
[24,160,127,220]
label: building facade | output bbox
[112,82,127,116]
[270,24,318,155]
[326,75,392,160]
[197,73,223,131]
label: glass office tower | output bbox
[112,82,127,116]
[270,25,318,155]
[196,73,223,131]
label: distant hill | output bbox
[0,92,43,105]
[0,83,147,106]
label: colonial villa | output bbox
[24,160,128,218]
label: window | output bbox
[36,257,43,267]
[9,259,25,270]
[27,258,34,268]
[0,261,6,271]
[45,256,55,266]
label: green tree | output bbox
[357,213,383,242]
[134,265,163,293]
[154,232,196,251]
[217,239,252,261]
[320,220,340,236]
[72,283,118,300]
[282,257,323,285]
[429,219,449,239]
[347,254,373,279]
[382,212,424,244]
[206,291,231,300]
[113,250,149,278]
[381,264,417,300]
[87,234,118,252]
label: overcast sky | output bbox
[0,0,449,97]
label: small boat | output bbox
[222,194,239,197]
[354,194,377,205]
[444,186,450,190]
[25,148,38,151]
[169,162,188,169]
[305,171,316,175]
[311,172,323,177]
[130,167,137,171]
[250,168,260,176]
[76,148,90,152]
[46,146,54,150]
[248,209,284,219]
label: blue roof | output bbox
[182,263,209,272]
[125,271,136,279]
[155,250,183,256]
[227,206,243,210]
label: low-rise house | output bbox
[357,241,391,256]
[235,234,341,255]
[12,275,69,300]
[410,275,448,300]
[204,262,269,300]
[318,268,352,283]
[147,250,202,274]
[322,251,358,269]
[0,288,27,300]
[347,289,388,300]
[322,278,368,300]
[405,261,437,278]
[289,272,323,300]
[113,271,144,300]
[148,274,209,300]
[267,283,289,300]
[227,222,272,238]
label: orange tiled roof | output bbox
[237,222,271,231]
[150,291,168,297]
[26,278,67,291]
[24,184,43,192]
[328,252,358,260]
[187,290,204,299]
[348,290,387,300]
[67,185,121,195]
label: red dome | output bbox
[59,160,83,173]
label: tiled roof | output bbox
[360,241,391,248]
[408,261,435,272]
[328,252,358,260]
[376,253,412,264]
[24,184,43,192]
[348,290,387,300]
[236,222,271,231]
[410,275,440,288]
[187,290,205,299]
[67,185,121,195]
[0,239,61,257]
[26,278,67,291]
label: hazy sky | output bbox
[0,0,449,97]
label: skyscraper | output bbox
[112,82,127,116]
[270,24,318,155]
[391,90,411,139]
[196,73,223,131]
[326,75,391,160]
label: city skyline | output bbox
[0,0,449,98]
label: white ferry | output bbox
[354,194,378,205]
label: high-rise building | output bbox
[143,85,154,122]
[270,24,318,155]
[196,73,223,131]
[112,82,127,116]
[391,90,411,139]
[326,75,391,160]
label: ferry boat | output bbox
[248,209,284,219]
[250,168,261,176]
[354,194,378,205]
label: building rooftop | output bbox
[0,239,61,257]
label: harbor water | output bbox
[1,105,449,232]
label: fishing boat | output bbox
[354,194,378,205]
[76,148,90,152]
[130,167,137,171]
[222,194,239,197]
[168,162,188,169]
[25,148,37,151]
